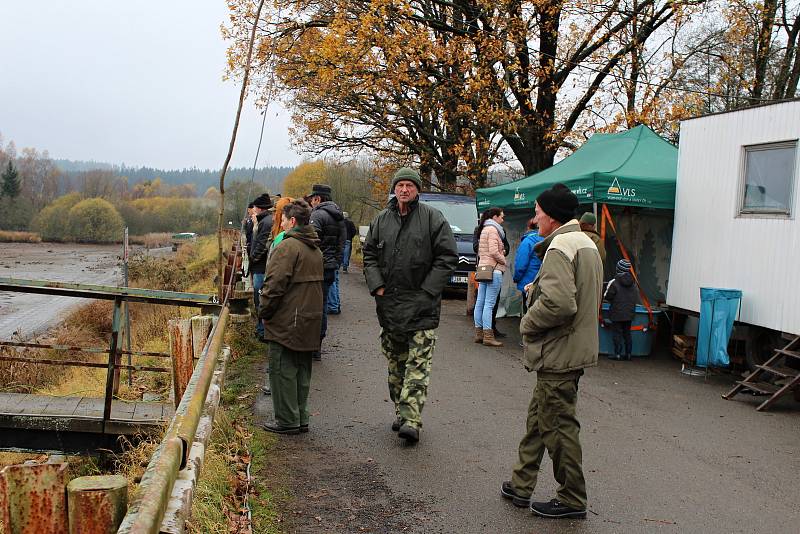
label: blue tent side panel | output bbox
[696,288,742,368]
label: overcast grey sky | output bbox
[0,1,300,170]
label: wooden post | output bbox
[103,297,123,428]
[191,315,213,359]
[66,475,127,534]
[169,319,193,408]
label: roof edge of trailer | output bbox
[681,97,800,122]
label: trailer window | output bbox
[741,141,797,216]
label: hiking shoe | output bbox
[530,499,586,519]
[261,385,271,396]
[262,422,300,435]
[300,424,309,433]
[391,418,402,432]
[500,481,531,508]
[398,424,419,443]
[312,351,321,361]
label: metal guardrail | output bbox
[0,278,221,439]
[117,306,230,533]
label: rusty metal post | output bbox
[66,475,127,534]
[190,316,213,361]
[0,463,68,534]
[103,297,123,429]
[169,319,194,408]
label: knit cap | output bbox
[391,167,422,191]
[579,212,597,225]
[616,259,631,274]
[536,184,578,224]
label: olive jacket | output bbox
[363,196,458,333]
[521,220,603,373]
[258,225,324,352]
[583,228,606,264]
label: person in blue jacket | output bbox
[513,218,544,313]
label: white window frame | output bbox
[738,140,798,218]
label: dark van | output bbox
[418,192,477,288]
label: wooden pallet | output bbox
[723,335,800,411]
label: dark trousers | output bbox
[252,272,265,337]
[267,341,312,428]
[320,268,336,341]
[612,320,632,358]
[511,370,587,510]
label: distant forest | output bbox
[53,159,292,195]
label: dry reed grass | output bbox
[128,233,173,248]
[0,230,41,243]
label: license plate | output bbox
[450,275,468,284]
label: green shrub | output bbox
[66,197,125,243]
[32,193,82,241]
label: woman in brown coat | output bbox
[258,199,324,434]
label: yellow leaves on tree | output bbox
[282,160,327,198]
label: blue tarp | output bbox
[696,288,742,368]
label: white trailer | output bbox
[668,100,800,365]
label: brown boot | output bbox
[474,326,484,343]
[483,329,503,347]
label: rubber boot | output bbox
[474,326,484,343]
[483,329,503,347]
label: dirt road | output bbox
[0,242,122,339]
[254,269,800,534]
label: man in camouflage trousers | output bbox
[363,168,457,444]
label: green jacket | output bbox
[521,220,603,373]
[583,228,606,264]
[258,225,324,352]
[363,196,458,332]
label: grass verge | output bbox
[0,230,41,243]
[187,320,286,533]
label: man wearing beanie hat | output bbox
[500,183,602,519]
[362,166,457,444]
[249,193,274,340]
[603,259,638,361]
[579,211,606,263]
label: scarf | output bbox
[483,218,506,240]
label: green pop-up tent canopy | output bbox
[477,125,677,211]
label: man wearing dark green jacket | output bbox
[500,183,602,519]
[363,167,458,444]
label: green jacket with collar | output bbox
[521,220,603,373]
[363,196,458,333]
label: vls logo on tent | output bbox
[513,188,526,203]
[607,177,636,197]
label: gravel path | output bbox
[253,267,800,534]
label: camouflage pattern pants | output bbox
[380,329,436,429]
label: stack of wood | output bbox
[672,335,697,364]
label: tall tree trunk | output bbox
[771,12,799,99]
[752,0,779,100]
[217,0,266,301]
[626,0,641,127]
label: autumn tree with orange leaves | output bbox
[225,1,796,186]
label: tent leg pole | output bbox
[593,202,598,218]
